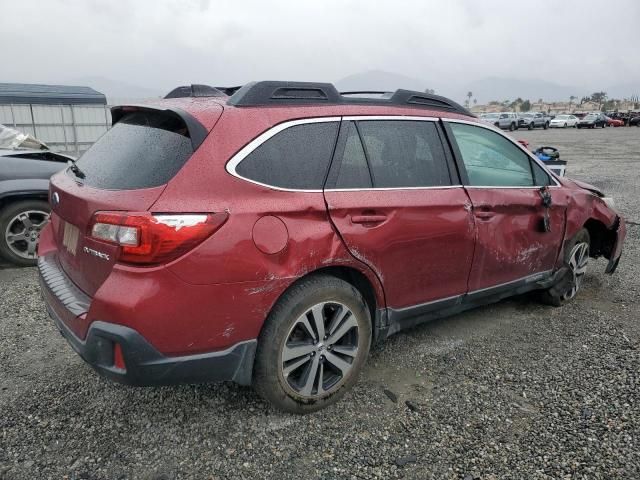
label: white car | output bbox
[549,114,579,128]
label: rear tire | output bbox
[0,199,50,267]
[541,229,590,307]
[564,123,567,128]
[253,275,372,413]
[543,122,549,130]
[528,123,533,130]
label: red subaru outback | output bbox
[38,82,626,413]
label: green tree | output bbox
[590,92,607,108]
[521,99,531,111]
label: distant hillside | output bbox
[461,77,583,104]
[606,81,640,99]
[335,71,596,105]
[63,76,164,104]
[335,70,439,94]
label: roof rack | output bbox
[164,84,227,99]
[227,81,473,116]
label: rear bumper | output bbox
[39,255,257,386]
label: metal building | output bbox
[0,83,110,155]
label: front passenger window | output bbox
[449,123,535,187]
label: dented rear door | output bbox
[324,119,476,311]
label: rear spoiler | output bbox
[110,105,209,150]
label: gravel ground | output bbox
[1,127,639,479]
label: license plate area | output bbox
[62,221,80,256]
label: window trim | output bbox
[227,115,463,193]
[442,118,560,189]
[225,117,341,193]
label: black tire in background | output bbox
[0,199,50,267]
[253,274,372,413]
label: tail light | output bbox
[88,212,228,266]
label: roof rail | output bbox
[164,84,227,99]
[215,85,243,96]
[227,81,473,116]
[340,90,392,96]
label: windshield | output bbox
[555,115,569,119]
[482,113,500,119]
[520,113,533,118]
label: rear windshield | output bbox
[73,111,194,190]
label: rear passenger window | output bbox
[357,121,450,188]
[236,122,339,190]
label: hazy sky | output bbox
[2,0,639,95]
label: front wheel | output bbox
[253,275,372,413]
[509,123,516,131]
[528,123,533,130]
[543,122,549,130]
[0,199,50,267]
[541,229,590,307]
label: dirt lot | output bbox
[1,126,639,479]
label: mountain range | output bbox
[60,71,638,106]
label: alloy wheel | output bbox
[4,210,49,260]
[562,242,589,301]
[280,301,359,398]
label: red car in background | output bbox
[606,116,624,127]
[38,81,626,413]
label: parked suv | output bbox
[38,81,626,413]
[519,112,551,130]
[496,112,519,131]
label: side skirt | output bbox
[385,270,556,337]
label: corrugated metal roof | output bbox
[0,83,107,105]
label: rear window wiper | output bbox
[67,159,86,179]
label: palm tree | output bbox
[569,95,576,112]
[466,91,473,107]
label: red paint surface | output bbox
[464,187,566,291]
[252,216,289,254]
[40,97,625,358]
[325,188,475,308]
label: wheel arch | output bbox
[0,191,49,212]
[583,218,617,259]
[262,264,388,346]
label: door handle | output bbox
[351,214,387,225]
[474,206,495,220]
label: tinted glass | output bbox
[531,160,552,186]
[356,120,450,188]
[75,112,193,190]
[335,122,372,188]
[450,123,534,187]
[237,122,339,189]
